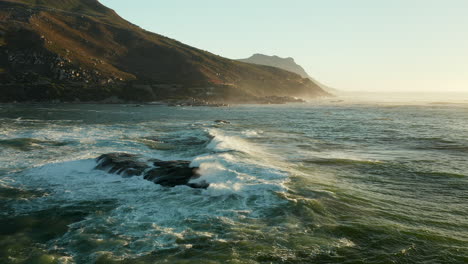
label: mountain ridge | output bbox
[239,53,311,79]
[238,53,337,94]
[0,0,329,103]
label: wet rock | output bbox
[139,137,175,151]
[96,153,149,177]
[145,159,208,188]
[95,153,209,189]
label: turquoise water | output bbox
[0,102,467,263]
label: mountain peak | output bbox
[238,53,336,94]
[240,54,310,79]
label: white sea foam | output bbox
[206,129,257,153]
[190,153,285,196]
[189,129,288,196]
[242,129,263,137]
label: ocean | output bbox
[0,99,467,263]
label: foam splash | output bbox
[190,153,286,196]
[206,129,262,154]
[189,129,288,196]
[242,129,263,137]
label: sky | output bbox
[100,0,468,92]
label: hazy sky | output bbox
[100,0,467,92]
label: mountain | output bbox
[0,0,329,103]
[238,54,337,94]
[239,54,311,79]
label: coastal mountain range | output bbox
[0,0,329,102]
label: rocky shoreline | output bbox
[0,95,307,106]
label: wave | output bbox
[190,152,286,196]
[2,129,290,259]
[241,129,264,137]
[187,128,288,195]
[0,138,69,151]
[294,148,382,166]
[408,137,468,153]
[206,129,261,154]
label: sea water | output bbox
[0,100,467,263]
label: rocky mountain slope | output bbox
[238,54,337,94]
[0,0,329,102]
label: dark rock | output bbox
[95,153,209,189]
[186,181,210,189]
[145,159,208,188]
[96,153,149,177]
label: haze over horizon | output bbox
[100,0,467,93]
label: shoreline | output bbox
[0,95,311,106]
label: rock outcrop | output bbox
[96,153,209,189]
